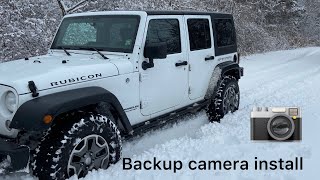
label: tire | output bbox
[31,112,122,180]
[206,75,240,122]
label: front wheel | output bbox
[206,76,240,122]
[31,112,122,180]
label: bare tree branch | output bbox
[67,0,88,14]
[56,0,89,16]
[56,0,67,16]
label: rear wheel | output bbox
[206,76,240,122]
[31,112,122,180]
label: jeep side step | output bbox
[124,99,210,139]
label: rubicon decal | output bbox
[50,73,103,86]
[124,105,140,112]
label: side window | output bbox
[146,19,181,54]
[187,19,211,51]
[215,19,236,47]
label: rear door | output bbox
[140,16,189,116]
[185,15,217,100]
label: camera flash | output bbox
[289,108,299,116]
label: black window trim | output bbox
[186,17,213,51]
[214,18,237,49]
[145,17,183,55]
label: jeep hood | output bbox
[0,53,121,94]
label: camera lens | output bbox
[271,118,290,135]
[267,114,295,141]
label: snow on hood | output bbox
[0,53,120,94]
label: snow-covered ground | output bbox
[1,47,319,180]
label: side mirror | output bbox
[144,42,167,59]
[142,42,167,70]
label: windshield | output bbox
[51,15,140,53]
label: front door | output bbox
[140,16,188,116]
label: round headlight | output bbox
[5,91,17,112]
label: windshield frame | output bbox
[50,15,141,53]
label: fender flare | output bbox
[218,61,243,80]
[205,61,243,99]
[10,87,133,134]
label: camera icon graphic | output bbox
[251,107,302,141]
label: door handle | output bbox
[175,61,188,67]
[205,56,215,61]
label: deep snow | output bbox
[1,47,319,180]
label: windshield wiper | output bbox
[57,46,71,56]
[91,48,109,60]
[79,47,109,59]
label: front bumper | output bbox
[0,138,29,172]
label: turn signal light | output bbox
[43,115,53,124]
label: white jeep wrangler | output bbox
[0,10,243,179]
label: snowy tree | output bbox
[301,0,320,46]
[0,0,60,61]
[0,0,319,62]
